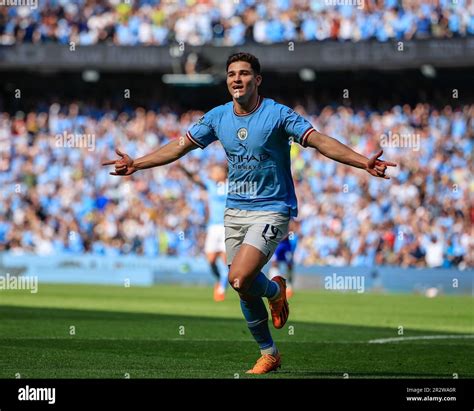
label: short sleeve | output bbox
[186,111,218,149]
[281,106,316,147]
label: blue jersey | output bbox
[186,97,315,217]
[275,237,293,263]
[202,176,226,226]
[275,233,298,262]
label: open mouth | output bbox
[232,85,244,91]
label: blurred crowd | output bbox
[1,0,473,46]
[0,99,472,269]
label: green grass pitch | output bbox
[0,284,472,378]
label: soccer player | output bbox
[102,52,396,374]
[179,163,228,301]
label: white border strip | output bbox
[369,335,474,344]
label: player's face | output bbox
[226,61,262,103]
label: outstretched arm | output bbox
[102,137,198,176]
[305,130,397,179]
[177,164,206,189]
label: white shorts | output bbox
[204,224,226,254]
[224,208,290,265]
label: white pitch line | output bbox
[369,335,474,344]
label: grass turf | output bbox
[0,284,472,378]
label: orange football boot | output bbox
[213,283,225,302]
[246,353,281,374]
[268,276,289,329]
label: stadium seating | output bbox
[1,0,473,46]
[0,101,471,269]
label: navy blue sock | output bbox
[209,262,220,281]
[240,296,274,352]
[245,272,279,299]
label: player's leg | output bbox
[205,226,220,281]
[205,250,222,302]
[205,225,225,301]
[225,209,289,374]
[228,244,279,297]
[224,210,280,373]
[206,251,220,280]
[214,252,228,298]
[226,212,290,315]
[238,221,290,329]
[215,225,228,299]
[229,244,282,373]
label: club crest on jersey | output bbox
[237,127,248,141]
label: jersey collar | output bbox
[233,95,263,117]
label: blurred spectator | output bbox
[424,235,444,267]
[1,0,473,46]
[0,99,472,269]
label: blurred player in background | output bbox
[103,52,396,374]
[179,163,228,301]
[268,219,299,299]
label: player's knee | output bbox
[228,270,249,293]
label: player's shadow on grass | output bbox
[0,305,472,378]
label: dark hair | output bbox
[226,52,261,75]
